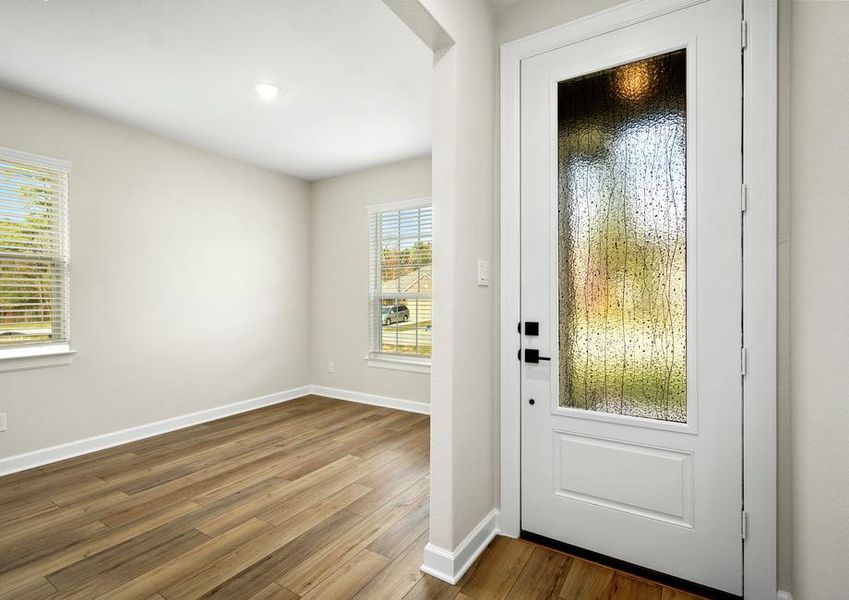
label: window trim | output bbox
[365,354,431,374]
[0,344,75,373]
[366,196,432,215]
[0,146,73,370]
[367,197,432,367]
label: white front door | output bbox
[519,0,743,594]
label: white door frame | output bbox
[498,0,778,597]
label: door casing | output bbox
[498,0,778,597]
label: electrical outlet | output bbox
[0,413,6,432]
[327,361,335,374]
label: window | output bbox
[368,199,432,364]
[557,51,687,422]
[0,148,71,359]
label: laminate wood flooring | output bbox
[0,395,708,599]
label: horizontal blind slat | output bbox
[0,150,70,348]
[368,204,431,359]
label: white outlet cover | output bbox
[0,413,6,432]
[327,361,335,374]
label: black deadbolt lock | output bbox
[522,321,539,336]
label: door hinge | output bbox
[741,183,748,213]
[741,510,749,540]
[741,19,748,50]
[741,347,748,377]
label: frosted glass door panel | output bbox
[557,50,687,423]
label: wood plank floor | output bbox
[0,395,708,599]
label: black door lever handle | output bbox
[523,349,551,364]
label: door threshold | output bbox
[519,530,741,600]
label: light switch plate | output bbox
[477,259,490,286]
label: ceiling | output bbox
[485,0,529,13]
[0,0,433,180]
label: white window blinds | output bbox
[0,148,70,350]
[368,200,432,359]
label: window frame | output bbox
[0,147,74,371]
[366,197,432,372]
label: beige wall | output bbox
[309,156,431,404]
[777,1,793,593]
[420,0,496,552]
[0,86,311,460]
[386,0,498,553]
[788,2,849,598]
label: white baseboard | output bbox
[0,383,429,478]
[421,508,500,584]
[0,385,311,477]
[777,591,793,600]
[310,384,430,415]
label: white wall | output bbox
[310,156,431,404]
[788,2,849,598]
[494,0,626,44]
[777,1,793,593]
[418,0,497,552]
[0,86,311,460]
[385,0,498,558]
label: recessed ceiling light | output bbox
[255,82,280,99]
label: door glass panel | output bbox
[557,50,687,423]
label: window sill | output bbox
[0,345,76,373]
[365,355,431,374]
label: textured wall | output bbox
[310,156,432,404]
[0,86,311,460]
[788,2,849,597]
[393,0,497,552]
